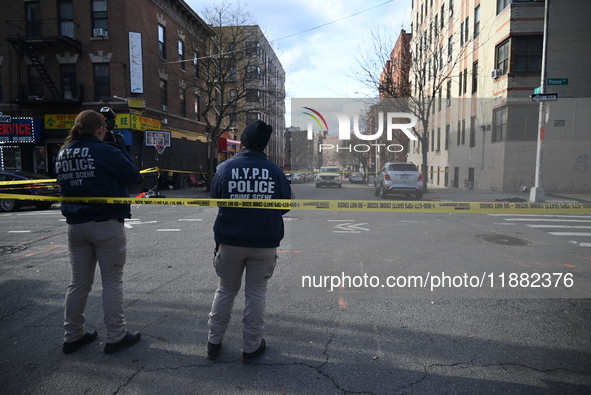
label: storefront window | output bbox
[0,146,21,170]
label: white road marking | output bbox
[548,232,591,237]
[157,229,181,232]
[8,230,31,233]
[179,219,202,221]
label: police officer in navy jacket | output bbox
[207,120,291,363]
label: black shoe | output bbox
[104,331,141,354]
[62,330,98,354]
[207,342,222,360]
[242,338,266,363]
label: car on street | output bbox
[0,170,59,211]
[315,166,342,188]
[374,162,423,199]
[291,172,305,184]
[349,173,365,183]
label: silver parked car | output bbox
[374,162,423,200]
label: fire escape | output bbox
[7,18,82,103]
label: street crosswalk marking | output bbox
[488,213,591,247]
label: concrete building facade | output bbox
[406,0,591,193]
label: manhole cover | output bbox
[477,234,531,246]
[0,245,27,256]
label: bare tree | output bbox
[190,1,279,190]
[354,17,480,192]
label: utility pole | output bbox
[529,0,550,202]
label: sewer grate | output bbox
[477,234,531,246]
[0,245,27,256]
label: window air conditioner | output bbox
[160,104,168,112]
[161,119,168,125]
[491,69,502,79]
[93,28,107,37]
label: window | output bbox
[470,116,476,147]
[513,36,542,73]
[445,124,450,150]
[61,64,77,100]
[58,0,74,37]
[193,52,199,78]
[474,5,480,38]
[229,89,237,102]
[464,17,469,44]
[179,88,186,117]
[496,40,509,75]
[245,42,260,55]
[461,119,466,145]
[458,71,462,96]
[228,66,236,81]
[448,36,453,62]
[460,22,464,46]
[160,79,168,107]
[463,69,468,94]
[158,24,166,59]
[28,66,44,97]
[246,112,260,125]
[92,0,108,31]
[456,121,461,145]
[492,107,507,142]
[441,5,445,28]
[446,79,451,103]
[246,65,261,80]
[246,89,260,102]
[194,96,200,121]
[26,2,41,37]
[509,106,538,140]
[496,37,542,76]
[93,63,110,101]
[178,40,184,71]
[472,61,478,93]
[497,0,510,15]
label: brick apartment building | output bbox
[0,0,285,190]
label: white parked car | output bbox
[315,166,342,188]
[374,162,423,199]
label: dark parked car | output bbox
[0,170,59,212]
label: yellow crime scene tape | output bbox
[1,167,590,213]
[0,192,590,213]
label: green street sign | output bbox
[534,86,542,94]
[547,78,568,85]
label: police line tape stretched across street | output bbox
[0,191,590,214]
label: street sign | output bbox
[547,78,568,86]
[534,86,542,94]
[531,93,558,102]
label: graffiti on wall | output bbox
[575,154,590,172]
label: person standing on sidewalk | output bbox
[55,109,142,354]
[207,120,292,363]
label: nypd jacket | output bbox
[211,149,292,248]
[55,135,141,224]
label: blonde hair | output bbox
[64,110,106,144]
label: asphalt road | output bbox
[1,183,590,394]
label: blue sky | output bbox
[185,0,411,124]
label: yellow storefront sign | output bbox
[45,114,161,131]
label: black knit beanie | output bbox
[240,120,273,151]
